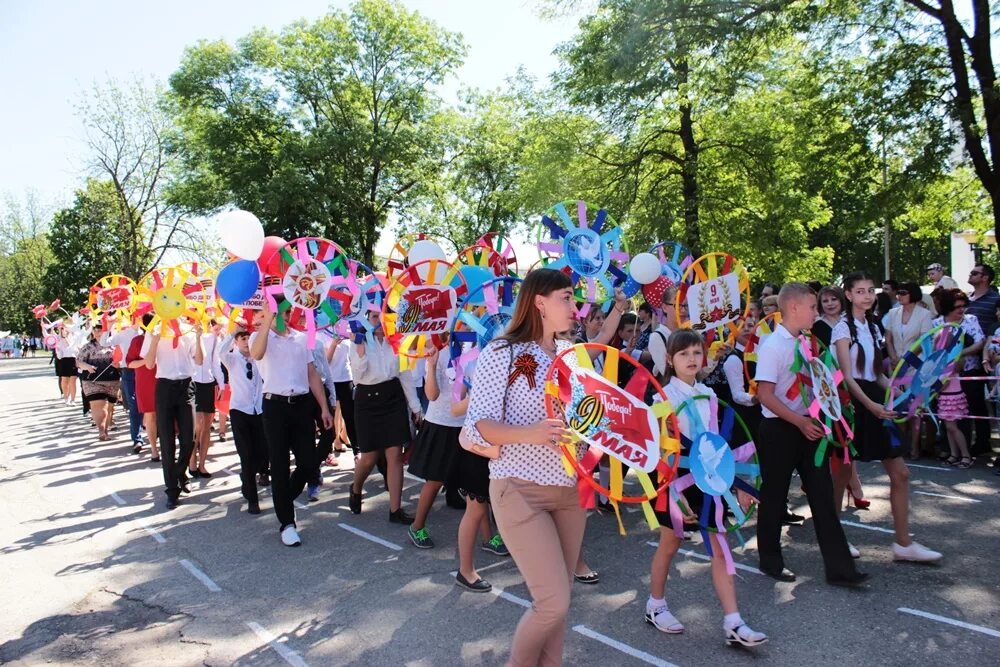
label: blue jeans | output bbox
[120,368,143,443]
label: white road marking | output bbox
[907,463,953,472]
[572,625,680,667]
[645,542,763,576]
[246,621,310,667]
[337,523,403,551]
[403,471,424,483]
[492,585,531,609]
[294,500,309,510]
[898,607,1000,639]
[840,520,900,535]
[913,490,981,503]
[449,560,512,577]
[179,558,221,592]
[135,516,167,544]
[109,491,127,506]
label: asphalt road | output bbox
[1,357,999,666]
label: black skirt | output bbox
[56,357,78,377]
[407,421,461,483]
[453,447,491,503]
[655,486,705,530]
[851,379,900,462]
[354,378,411,452]
[194,381,217,413]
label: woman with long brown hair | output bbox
[464,268,627,667]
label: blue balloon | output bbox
[217,260,261,304]
[456,266,495,305]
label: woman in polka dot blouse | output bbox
[464,268,628,667]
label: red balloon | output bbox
[258,236,286,274]
[642,275,672,308]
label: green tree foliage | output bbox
[0,193,54,334]
[167,0,466,264]
[43,180,148,309]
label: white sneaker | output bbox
[280,525,301,547]
[892,541,941,563]
[726,623,768,647]
[848,543,860,559]
[645,602,684,634]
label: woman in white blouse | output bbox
[465,269,627,667]
[349,310,423,524]
[884,282,933,367]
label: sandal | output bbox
[944,456,959,466]
[574,571,600,585]
[957,457,973,469]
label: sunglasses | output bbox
[245,361,253,380]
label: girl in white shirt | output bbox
[834,271,941,563]
[646,329,766,647]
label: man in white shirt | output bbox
[142,321,205,510]
[327,337,357,456]
[102,316,144,451]
[754,283,866,587]
[250,299,333,547]
[219,328,266,514]
[926,263,958,290]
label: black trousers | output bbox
[311,388,333,485]
[230,409,267,504]
[155,378,195,500]
[334,381,358,455]
[262,396,318,529]
[960,368,991,456]
[756,418,857,579]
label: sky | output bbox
[0,0,579,210]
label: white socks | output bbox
[724,612,744,631]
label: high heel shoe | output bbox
[850,492,871,509]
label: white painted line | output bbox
[907,463,953,472]
[492,586,531,609]
[337,523,403,551]
[898,607,1000,639]
[913,490,981,503]
[179,559,221,592]
[646,541,763,576]
[246,621,310,667]
[135,516,167,543]
[109,491,127,506]
[572,625,679,667]
[294,500,309,510]
[840,520,899,535]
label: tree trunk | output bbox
[677,57,701,253]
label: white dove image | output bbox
[698,437,730,495]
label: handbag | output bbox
[459,344,514,459]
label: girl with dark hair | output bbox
[646,329,767,647]
[833,272,941,563]
[464,268,628,666]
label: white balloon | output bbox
[218,210,265,260]
[630,252,661,285]
[406,239,447,266]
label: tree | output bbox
[0,192,54,334]
[78,76,201,277]
[43,180,147,308]
[168,0,466,265]
[901,0,1000,239]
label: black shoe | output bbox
[258,473,270,487]
[198,469,212,479]
[166,496,179,510]
[188,468,201,478]
[782,512,805,525]
[455,572,492,593]
[179,481,190,495]
[151,456,161,463]
[827,572,870,588]
[247,500,261,515]
[132,442,142,454]
[388,508,415,525]
[762,567,796,582]
[349,488,362,514]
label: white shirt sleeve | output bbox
[723,354,753,406]
[648,329,667,376]
[830,320,851,346]
[754,340,780,385]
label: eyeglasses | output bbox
[245,361,253,380]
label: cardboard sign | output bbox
[567,367,660,473]
[687,272,741,330]
[396,285,456,335]
[97,286,131,311]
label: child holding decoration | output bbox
[833,272,942,563]
[646,329,767,647]
[754,283,868,586]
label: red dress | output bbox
[127,334,157,413]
